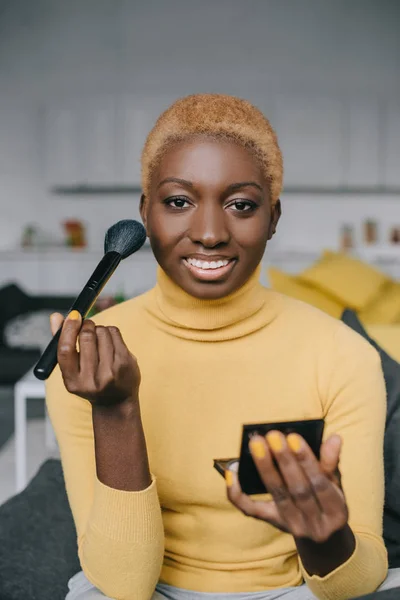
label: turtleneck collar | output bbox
[144,264,277,341]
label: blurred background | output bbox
[0,0,399,500]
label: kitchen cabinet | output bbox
[44,99,118,187]
[2,247,399,296]
[274,94,344,187]
[382,102,400,187]
[0,249,157,296]
[117,99,162,186]
[43,105,83,187]
[345,100,381,187]
[118,105,146,185]
[43,96,165,190]
[81,100,117,185]
[272,94,400,192]
[42,93,400,193]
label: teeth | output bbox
[186,258,230,270]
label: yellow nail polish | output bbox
[249,439,266,459]
[287,434,302,453]
[225,470,234,487]
[267,432,283,452]
[68,310,81,321]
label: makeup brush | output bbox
[33,219,147,381]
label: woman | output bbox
[47,94,398,600]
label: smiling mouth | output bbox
[183,257,236,281]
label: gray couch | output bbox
[0,283,74,386]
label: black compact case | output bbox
[238,419,325,495]
[214,418,325,496]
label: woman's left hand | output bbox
[226,431,349,543]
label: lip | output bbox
[185,254,235,261]
[183,257,236,282]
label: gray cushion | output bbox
[341,309,400,568]
[4,311,53,351]
[355,587,400,599]
[0,459,79,600]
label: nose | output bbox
[189,202,230,248]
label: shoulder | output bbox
[268,289,339,333]
[90,290,152,330]
[268,290,380,364]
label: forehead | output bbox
[154,137,264,187]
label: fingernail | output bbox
[249,439,266,459]
[266,431,283,452]
[287,434,302,453]
[225,470,234,487]
[68,310,81,321]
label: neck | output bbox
[144,264,277,341]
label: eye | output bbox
[227,200,258,212]
[165,196,191,209]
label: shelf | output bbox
[264,248,400,272]
[1,245,399,263]
[51,185,142,195]
[0,249,102,260]
[282,186,400,196]
[0,242,152,259]
[50,185,400,197]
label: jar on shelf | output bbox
[390,227,400,244]
[21,225,37,247]
[340,225,354,252]
[363,219,378,245]
[63,220,87,248]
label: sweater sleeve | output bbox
[46,365,164,600]
[299,321,388,600]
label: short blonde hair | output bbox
[141,94,283,203]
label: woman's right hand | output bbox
[50,310,141,408]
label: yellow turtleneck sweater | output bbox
[46,266,388,600]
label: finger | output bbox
[225,468,282,526]
[50,312,64,336]
[96,326,115,382]
[320,435,342,476]
[319,435,343,489]
[57,310,82,383]
[249,434,302,529]
[78,319,99,378]
[263,432,321,538]
[287,433,345,519]
[267,432,321,519]
[108,326,130,359]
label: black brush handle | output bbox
[33,251,121,381]
[34,327,63,381]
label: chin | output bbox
[182,277,240,300]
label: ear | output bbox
[139,194,148,233]
[268,199,281,240]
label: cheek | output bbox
[150,219,183,247]
[230,215,270,249]
[146,209,186,260]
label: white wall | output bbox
[1,0,399,100]
[0,0,399,294]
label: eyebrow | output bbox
[227,181,263,193]
[157,177,194,189]
[157,177,263,193]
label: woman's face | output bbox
[140,138,281,300]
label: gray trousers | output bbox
[66,568,400,599]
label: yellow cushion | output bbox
[268,267,344,318]
[299,250,389,310]
[359,281,400,324]
[366,324,400,363]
